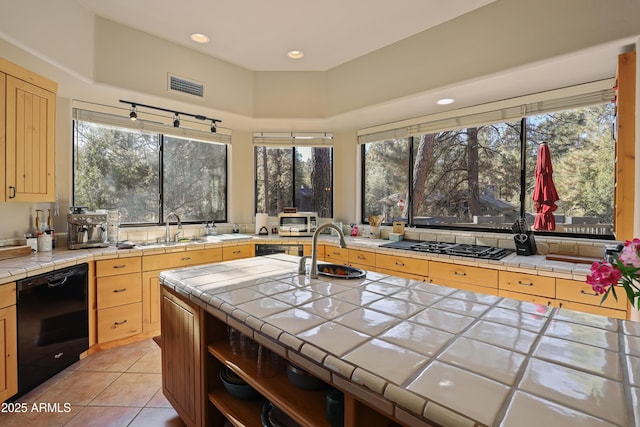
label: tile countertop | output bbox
[159,254,639,427]
[0,234,593,286]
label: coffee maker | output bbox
[67,207,109,249]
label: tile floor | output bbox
[0,338,186,427]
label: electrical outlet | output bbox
[557,243,577,254]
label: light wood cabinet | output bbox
[498,271,555,305]
[429,261,498,294]
[161,287,205,427]
[375,253,429,279]
[222,244,253,261]
[348,248,376,269]
[324,246,348,263]
[0,282,17,402]
[556,278,626,319]
[96,257,142,343]
[1,58,57,202]
[142,248,222,334]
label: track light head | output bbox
[210,120,217,133]
[173,113,180,128]
[129,105,137,121]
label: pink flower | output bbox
[586,261,622,295]
[619,238,640,268]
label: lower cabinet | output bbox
[498,271,555,307]
[143,248,222,334]
[161,287,205,427]
[222,244,254,261]
[375,253,429,281]
[429,261,498,295]
[96,257,143,344]
[0,282,17,402]
[556,278,627,319]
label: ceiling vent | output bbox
[168,74,204,98]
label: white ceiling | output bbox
[74,0,496,71]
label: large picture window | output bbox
[362,100,616,238]
[255,145,333,217]
[73,119,227,225]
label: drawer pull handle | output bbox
[113,264,127,269]
[580,290,599,297]
[233,250,241,254]
[181,257,192,261]
[357,255,365,260]
[332,251,340,255]
[113,288,127,293]
[8,186,16,199]
[114,320,128,326]
[395,261,405,267]
[454,271,466,277]
[517,280,533,287]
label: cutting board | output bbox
[545,254,601,265]
[0,245,32,261]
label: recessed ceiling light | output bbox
[437,98,455,105]
[287,50,304,59]
[190,33,210,44]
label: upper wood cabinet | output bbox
[1,58,57,202]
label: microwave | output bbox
[278,212,318,236]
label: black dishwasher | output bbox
[16,263,89,397]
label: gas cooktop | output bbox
[380,240,513,260]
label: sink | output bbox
[317,263,366,279]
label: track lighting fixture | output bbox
[119,100,221,130]
[129,105,137,121]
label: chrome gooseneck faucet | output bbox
[299,222,346,279]
[165,212,182,243]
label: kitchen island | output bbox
[159,254,639,427]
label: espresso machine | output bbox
[67,207,109,249]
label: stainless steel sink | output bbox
[317,263,366,279]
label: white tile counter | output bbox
[159,254,638,427]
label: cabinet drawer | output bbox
[96,257,141,277]
[499,271,555,298]
[557,299,626,320]
[434,279,498,296]
[223,244,253,261]
[98,302,143,343]
[324,246,348,263]
[430,261,498,289]
[0,282,16,309]
[375,254,428,277]
[498,289,554,308]
[97,273,142,309]
[303,244,324,257]
[556,278,627,310]
[143,248,222,271]
[348,249,376,268]
[376,268,427,281]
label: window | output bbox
[73,118,227,225]
[255,145,333,217]
[361,99,615,238]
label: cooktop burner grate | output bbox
[381,240,512,260]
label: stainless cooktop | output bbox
[380,240,512,260]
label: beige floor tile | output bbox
[90,372,162,407]
[15,369,76,403]
[0,404,79,427]
[146,389,173,408]
[35,370,121,406]
[128,407,187,427]
[63,406,141,427]
[74,341,153,373]
[127,347,162,374]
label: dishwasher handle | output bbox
[48,276,69,288]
